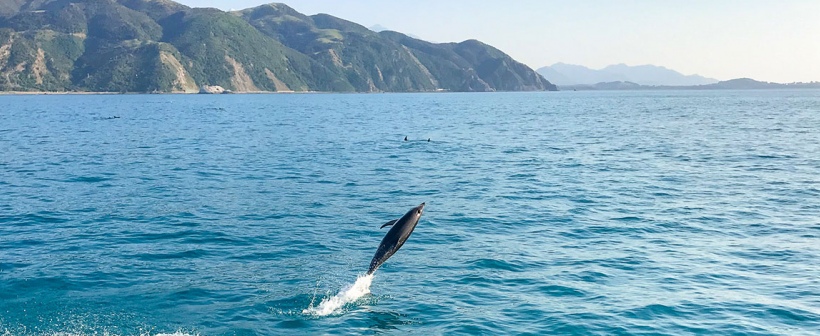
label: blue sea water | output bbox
[1,90,819,335]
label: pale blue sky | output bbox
[177,0,820,83]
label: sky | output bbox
[176,0,820,83]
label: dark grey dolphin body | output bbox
[367,203,425,275]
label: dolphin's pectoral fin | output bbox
[380,219,398,229]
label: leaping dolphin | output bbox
[367,203,425,275]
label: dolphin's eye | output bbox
[417,210,421,214]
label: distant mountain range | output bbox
[537,63,718,86]
[0,1,555,93]
[561,78,820,91]
[369,24,421,40]
[368,24,389,32]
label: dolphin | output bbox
[367,203,426,275]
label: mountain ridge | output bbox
[0,0,555,93]
[538,62,717,86]
[560,78,820,91]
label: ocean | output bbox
[1,91,819,335]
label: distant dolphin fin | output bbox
[380,219,398,229]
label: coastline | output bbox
[0,90,468,95]
[0,91,317,95]
[0,91,129,95]
[2,86,819,95]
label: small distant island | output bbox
[0,1,555,93]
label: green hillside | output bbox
[0,0,555,93]
[238,4,439,92]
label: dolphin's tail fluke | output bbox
[367,246,387,275]
[366,262,378,275]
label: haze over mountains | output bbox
[0,0,554,93]
[538,63,718,86]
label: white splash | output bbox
[302,274,374,316]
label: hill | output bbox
[0,0,554,93]
[537,63,717,86]
[236,3,554,92]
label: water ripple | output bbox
[1,91,820,335]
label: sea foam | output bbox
[302,274,374,316]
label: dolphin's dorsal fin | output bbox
[380,219,398,229]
